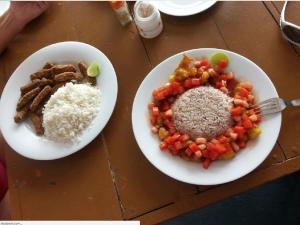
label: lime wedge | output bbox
[210,52,230,66]
[87,62,100,77]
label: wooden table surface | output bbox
[1,1,300,224]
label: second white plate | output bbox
[0,41,118,160]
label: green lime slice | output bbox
[210,52,230,66]
[87,62,100,77]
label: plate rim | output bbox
[132,48,282,185]
[152,0,217,16]
[0,41,118,160]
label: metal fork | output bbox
[252,97,300,115]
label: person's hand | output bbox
[8,1,49,29]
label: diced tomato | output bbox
[191,78,201,87]
[202,159,211,169]
[234,126,246,139]
[171,81,182,94]
[239,88,249,98]
[243,119,253,129]
[204,144,219,161]
[150,115,157,125]
[179,134,190,142]
[230,106,242,116]
[174,141,184,151]
[189,143,199,153]
[152,107,159,116]
[183,79,193,89]
[170,133,181,143]
[218,59,228,69]
[214,144,227,153]
[185,148,193,157]
[237,140,246,149]
[161,101,171,111]
[168,127,176,134]
[160,142,168,150]
[148,102,155,111]
[217,135,229,143]
[199,59,209,67]
[215,81,223,89]
[162,109,172,119]
[163,120,174,129]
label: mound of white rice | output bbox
[172,86,233,140]
[43,83,101,143]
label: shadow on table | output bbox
[161,171,300,225]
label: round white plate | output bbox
[0,41,118,160]
[132,48,281,185]
[151,0,217,16]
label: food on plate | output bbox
[148,53,261,169]
[43,62,54,69]
[30,113,44,135]
[54,72,83,82]
[14,106,29,123]
[87,62,101,78]
[43,83,101,143]
[51,64,77,76]
[30,68,53,80]
[172,86,233,140]
[16,87,41,110]
[30,85,52,112]
[14,61,101,141]
[78,62,97,86]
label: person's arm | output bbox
[0,1,49,54]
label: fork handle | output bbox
[290,99,300,107]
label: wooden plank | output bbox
[137,156,300,225]
[0,2,122,220]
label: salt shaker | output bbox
[110,1,132,26]
[134,1,163,39]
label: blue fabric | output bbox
[162,172,300,225]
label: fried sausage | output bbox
[51,82,66,94]
[30,85,52,112]
[14,106,29,123]
[17,87,41,111]
[20,79,40,95]
[39,78,54,87]
[43,62,54,69]
[78,62,97,86]
[35,105,44,116]
[52,64,76,75]
[54,72,83,83]
[30,68,53,80]
[30,113,44,135]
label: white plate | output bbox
[0,41,118,160]
[132,48,281,185]
[151,0,217,16]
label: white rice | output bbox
[172,86,233,140]
[43,83,101,143]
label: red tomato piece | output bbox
[243,119,253,129]
[183,79,193,89]
[218,59,228,69]
[239,88,249,98]
[199,59,209,67]
[202,159,211,169]
[217,135,229,143]
[170,133,181,143]
[237,140,246,149]
[174,141,184,151]
[230,106,242,116]
[214,144,227,153]
[179,134,190,142]
[189,143,199,153]
[185,148,193,157]
[152,107,159,116]
[150,115,157,125]
[234,126,246,138]
[191,78,201,87]
[215,81,223,89]
[160,142,168,150]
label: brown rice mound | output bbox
[172,86,233,140]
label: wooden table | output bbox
[1,1,300,224]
